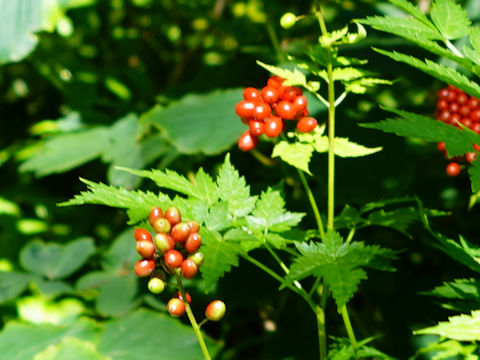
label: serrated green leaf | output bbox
[216,154,257,218]
[414,310,480,341]
[427,278,480,301]
[256,61,307,87]
[431,0,471,40]
[19,238,95,280]
[247,188,304,233]
[463,46,480,67]
[416,339,478,360]
[59,178,171,224]
[373,48,480,99]
[204,202,232,231]
[224,228,261,252]
[194,168,219,205]
[287,231,395,310]
[471,27,480,53]
[319,25,349,47]
[345,78,392,94]
[200,229,244,292]
[388,0,433,27]
[364,108,480,158]
[272,141,313,174]
[359,16,442,41]
[141,89,245,155]
[468,160,480,193]
[317,67,366,83]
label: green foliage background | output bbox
[1,0,480,359]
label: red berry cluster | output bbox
[133,206,225,320]
[235,76,318,151]
[435,85,479,176]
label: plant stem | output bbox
[315,4,336,231]
[341,305,358,354]
[266,15,285,62]
[174,272,212,360]
[297,169,325,239]
[345,228,355,244]
[264,241,303,289]
[316,305,327,360]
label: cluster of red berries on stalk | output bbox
[435,85,479,176]
[236,76,318,151]
[133,206,225,321]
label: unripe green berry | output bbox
[280,12,296,29]
[148,277,166,294]
[153,218,171,233]
[188,251,204,266]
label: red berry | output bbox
[134,259,155,277]
[261,86,279,104]
[153,218,171,233]
[280,86,298,102]
[466,152,477,163]
[185,232,202,253]
[136,240,156,259]
[297,117,318,133]
[459,105,471,117]
[149,207,163,228]
[439,111,450,122]
[187,220,200,233]
[449,102,459,113]
[235,100,255,118]
[181,258,199,279]
[292,95,308,114]
[175,291,192,303]
[468,98,480,109]
[243,87,261,101]
[446,91,457,102]
[164,207,181,226]
[437,142,446,152]
[148,277,166,294]
[267,76,284,89]
[449,113,461,126]
[473,123,480,133]
[474,144,480,151]
[437,99,448,111]
[154,233,175,253]
[471,110,480,122]
[171,222,191,244]
[457,93,469,105]
[238,130,258,151]
[446,162,461,177]
[205,300,226,321]
[275,100,295,120]
[264,116,283,138]
[134,228,153,243]
[167,298,185,317]
[438,88,449,100]
[248,119,265,137]
[253,102,271,121]
[164,249,183,268]
[462,118,472,128]
[189,251,204,266]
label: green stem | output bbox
[345,228,355,244]
[341,306,358,354]
[316,305,327,360]
[264,241,303,289]
[297,169,325,239]
[174,272,212,360]
[251,148,276,166]
[266,15,284,62]
[315,4,336,231]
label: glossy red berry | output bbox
[153,217,171,233]
[466,152,477,163]
[459,105,471,117]
[205,300,226,321]
[134,228,153,243]
[189,251,204,266]
[449,113,461,126]
[261,86,279,104]
[175,291,192,303]
[134,259,156,277]
[471,110,480,122]
[149,207,163,228]
[468,98,480,109]
[187,220,200,233]
[474,144,480,151]
[249,119,265,136]
[243,87,261,101]
[275,100,295,120]
[167,298,185,317]
[267,76,284,89]
[164,207,181,226]
[280,86,299,102]
[154,233,175,254]
[253,102,271,121]
[148,277,166,294]
[292,95,308,114]
[164,249,183,268]
[238,130,258,151]
[235,100,255,118]
[473,123,480,133]
[437,99,448,111]
[185,232,202,253]
[437,142,446,152]
[136,240,156,259]
[181,258,199,279]
[446,162,461,177]
[264,116,283,138]
[297,117,318,133]
[171,222,191,244]
[457,93,469,105]
[438,88,450,99]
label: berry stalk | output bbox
[174,271,212,360]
